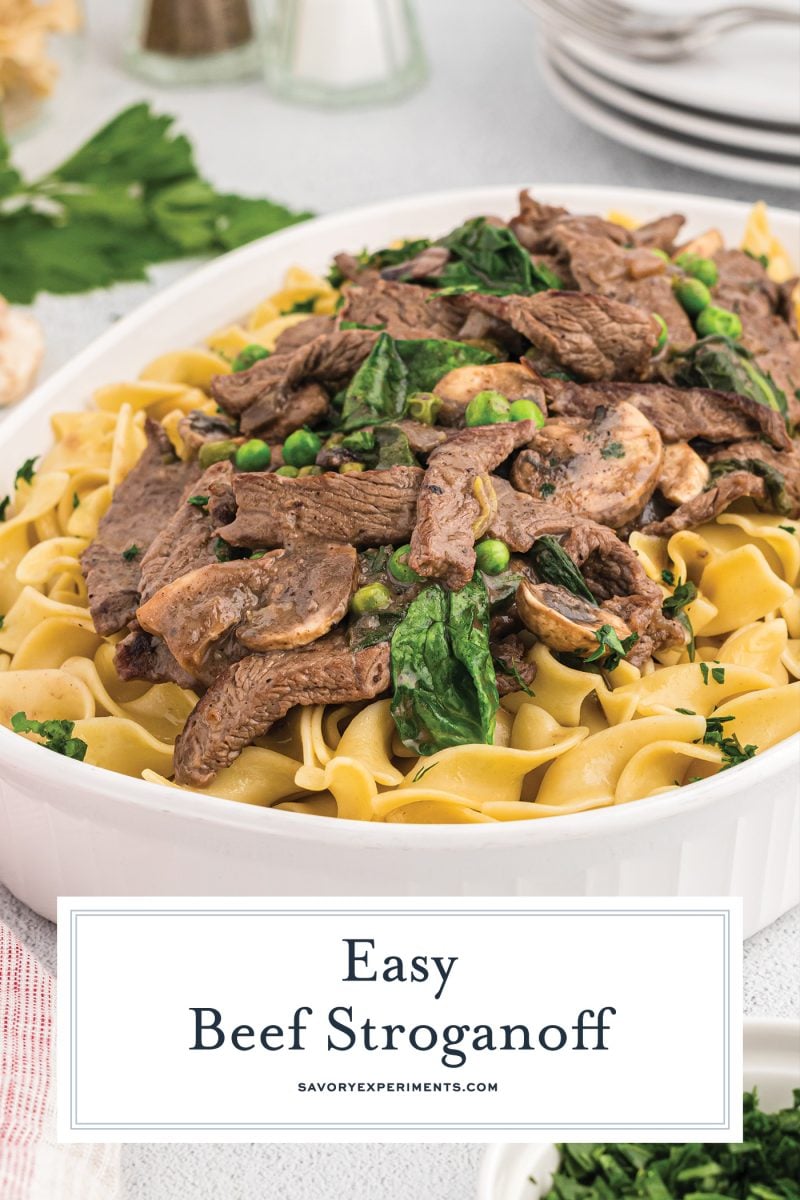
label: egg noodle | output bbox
[1,216,799,825]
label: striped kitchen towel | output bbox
[0,922,119,1200]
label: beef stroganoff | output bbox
[1,194,798,824]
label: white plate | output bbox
[540,53,800,190]
[549,42,800,158]
[478,1019,800,1199]
[0,185,798,927]
[554,21,800,128]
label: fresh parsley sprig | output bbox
[585,624,639,671]
[11,712,88,761]
[0,104,311,304]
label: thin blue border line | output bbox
[69,907,732,1132]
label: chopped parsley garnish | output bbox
[700,662,710,684]
[121,544,141,561]
[675,707,696,715]
[0,615,4,630]
[540,482,556,498]
[412,763,438,783]
[72,491,80,509]
[14,457,38,487]
[661,568,675,586]
[584,624,639,671]
[600,441,625,459]
[712,665,726,684]
[0,495,9,522]
[187,494,210,508]
[779,524,796,534]
[700,715,757,769]
[10,712,88,761]
[662,579,697,663]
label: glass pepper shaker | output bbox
[260,0,427,107]
[127,0,261,85]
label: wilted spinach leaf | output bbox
[671,335,787,415]
[396,337,497,392]
[437,217,560,294]
[340,332,409,431]
[390,579,499,755]
[529,536,596,603]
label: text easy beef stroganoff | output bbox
[1,193,799,823]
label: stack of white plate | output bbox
[533,7,800,188]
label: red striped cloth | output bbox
[0,923,118,1200]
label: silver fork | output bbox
[525,0,800,61]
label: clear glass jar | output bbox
[260,0,427,107]
[126,0,261,85]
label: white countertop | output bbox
[2,0,798,1195]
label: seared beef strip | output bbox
[433,362,546,426]
[757,341,800,428]
[509,190,629,255]
[706,438,800,514]
[510,401,664,528]
[138,461,235,606]
[491,632,537,696]
[380,244,451,282]
[643,471,768,536]
[272,315,335,355]
[219,466,423,549]
[629,213,685,252]
[211,327,378,433]
[554,228,694,348]
[173,635,391,786]
[547,380,791,450]
[137,543,358,684]
[81,420,202,637]
[338,279,464,340]
[114,625,198,690]
[409,419,541,590]
[463,291,658,380]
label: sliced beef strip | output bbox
[380,244,451,283]
[510,401,664,528]
[218,465,423,549]
[173,635,391,787]
[114,625,198,689]
[706,438,800,515]
[462,291,658,381]
[553,229,694,348]
[273,315,335,355]
[210,327,378,426]
[491,632,537,696]
[629,213,685,252]
[547,380,791,450]
[338,279,464,340]
[137,543,358,685]
[81,420,202,637]
[757,341,800,429]
[137,461,235,606]
[242,381,330,442]
[487,478,683,663]
[642,471,768,536]
[409,419,541,591]
[509,190,629,255]
[712,248,793,359]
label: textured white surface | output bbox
[1,0,798,1194]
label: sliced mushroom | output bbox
[137,543,358,682]
[657,442,710,506]
[433,362,546,425]
[516,579,633,657]
[510,400,664,528]
[674,228,723,260]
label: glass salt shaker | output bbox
[127,0,261,85]
[260,0,427,107]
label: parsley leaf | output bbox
[187,494,210,508]
[122,544,140,561]
[600,440,625,459]
[661,568,675,586]
[700,716,757,770]
[662,579,697,663]
[540,482,556,498]
[712,665,726,684]
[780,524,796,534]
[72,491,80,509]
[10,712,88,761]
[700,662,710,684]
[14,457,38,487]
[0,495,9,522]
[584,624,639,671]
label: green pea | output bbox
[340,462,366,474]
[231,343,271,372]
[695,305,743,340]
[673,276,712,316]
[234,438,272,472]
[350,582,393,614]
[407,392,442,425]
[650,248,671,263]
[651,313,669,354]
[475,538,510,575]
[464,390,511,427]
[508,399,545,426]
[297,465,323,477]
[198,439,238,468]
[675,253,718,287]
[282,429,323,467]
[275,465,299,477]
[388,544,421,584]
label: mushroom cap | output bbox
[516,579,632,656]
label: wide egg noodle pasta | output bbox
[2,252,799,823]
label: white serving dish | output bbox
[478,1018,800,1200]
[1,185,799,926]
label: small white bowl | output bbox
[478,1018,800,1200]
[1,185,798,926]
